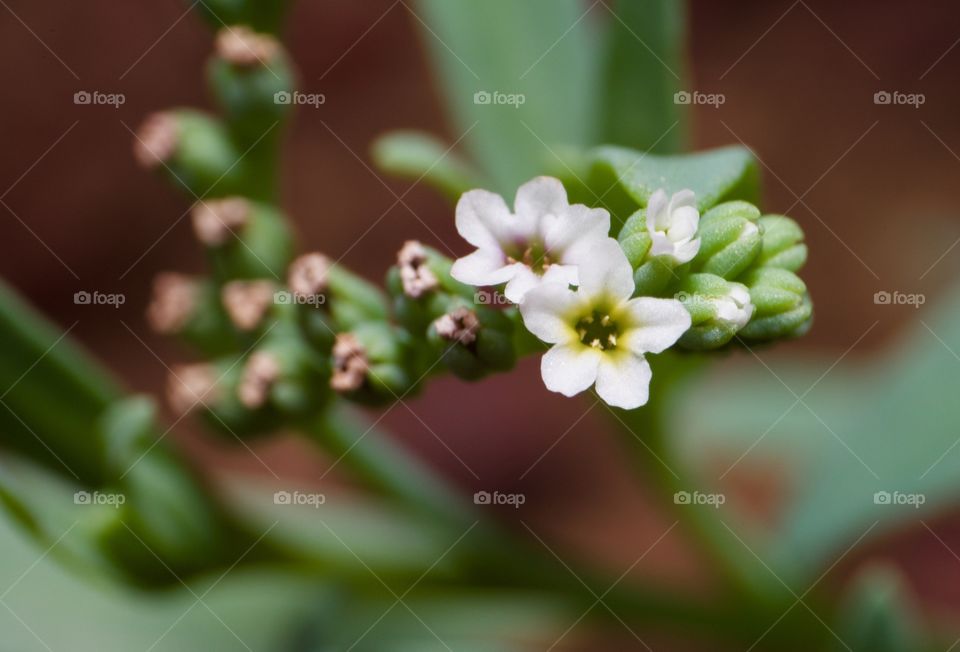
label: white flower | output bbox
[520,240,691,409]
[715,282,754,330]
[451,176,614,303]
[646,189,700,264]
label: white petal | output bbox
[621,297,691,354]
[540,263,579,288]
[503,266,544,303]
[542,204,611,254]
[646,190,669,232]
[575,239,635,301]
[519,282,580,343]
[668,189,697,212]
[648,232,676,258]
[455,189,514,250]
[450,249,517,286]
[541,344,601,397]
[672,238,700,264]
[669,206,699,241]
[595,354,652,409]
[514,176,568,223]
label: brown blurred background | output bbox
[2,0,960,646]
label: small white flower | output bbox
[714,282,754,331]
[520,240,691,409]
[646,189,700,265]
[451,176,614,303]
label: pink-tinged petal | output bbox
[519,283,580,343]
[541,344,601,397]
[450,249,517,286]
[621,297,691,354]
[455,189,513,250]
[595,354,652,409]
[514,176,569,224]
[543,204,611,254]
[576,239,635,301]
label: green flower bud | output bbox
[192,198,294,280]
[692,201,762,280]
[133,110,245,198]
[146,272,239,356]
[388,241,473,333]
[675,273,754,350]
[427,303,516,380]
[617,208,677,296]
[738,268,813,341]
[287,252,390,332]
[331,323,414,404]
[755,214,807,272]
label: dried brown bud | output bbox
[147,272,197,334]
[238,351,280,408]
[191,197,250,246]
[134,112,178,168]
[330,333,368,393]
[288,253,331,298]
[167,363,218,414]
[215,26,280,68]
[222,280,275,331]
[434,307,480,345]
[397,240,438,299]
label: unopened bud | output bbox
[693,201,763,280]
[215,26,279,68]
[133,112,178,168]
[221,280,274,331]
[167,364,219,414]
[676,274,754,350]
[330,333,368,393]
[434,307,480,345]
[398,240,439,298]
[238,351,280,408]
[288,252,331,298]
[738,268,813,341]
[147,272,197,334]
[191,197,250,246]
[755,214,807,272]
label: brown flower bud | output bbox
[147,272,197,334]
[133,112,178,168]
[167,363,218,414]
[434,307,480,345]
[215,26,279,68]
[330,333,368,393]
[238,351,280,408]
[397,240,438,299]
[191,197,250,246]
[288,252,331,298]
[221,280,275,331]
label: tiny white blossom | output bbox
[520,240,691,409]
[451,176,614,303]
[714,282,754,331]
[646,189,701,265]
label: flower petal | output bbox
[450,249,516,287]
[672,237,700,264]
[540,262,579,288]
[514,176,568,223]
[455,189,514,250]
[621,297,691,354]
[595,353,652,409]
[574,239,635,301]
[541,343,601,397]
[645,189,668,232]
[543,204,611,254]
[669,206,699,241]
[503,266,545,303]
[519,282,580,343]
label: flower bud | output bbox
[221,279,276,332]
[195,198,294,280]
[675,274,754,350]
[738,268,813,340]
[754,214,807,272]
[133,110,245,198]
[146,273,238,355]
[617,208,681,296]
[427,304,516,380]
[692,201,762,280]
[388,241,474,334]
[287,252,390,332]
[167,359,274,437]
[330,324,414,403]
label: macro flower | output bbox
[451,176,613,303]
[646,188,701,265]
[520,240,691,409]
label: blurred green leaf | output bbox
[834,563,924,652]
[597,0,687,153]
[371,130,484,200]
[414,0,599,193]
[673,283,960,584]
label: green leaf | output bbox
[371,130,484,200]
[834,563,924,652]
[672,282,960,584]
[597,0,687,153]
[414,0,599,193]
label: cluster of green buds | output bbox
[619,193,812,350]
